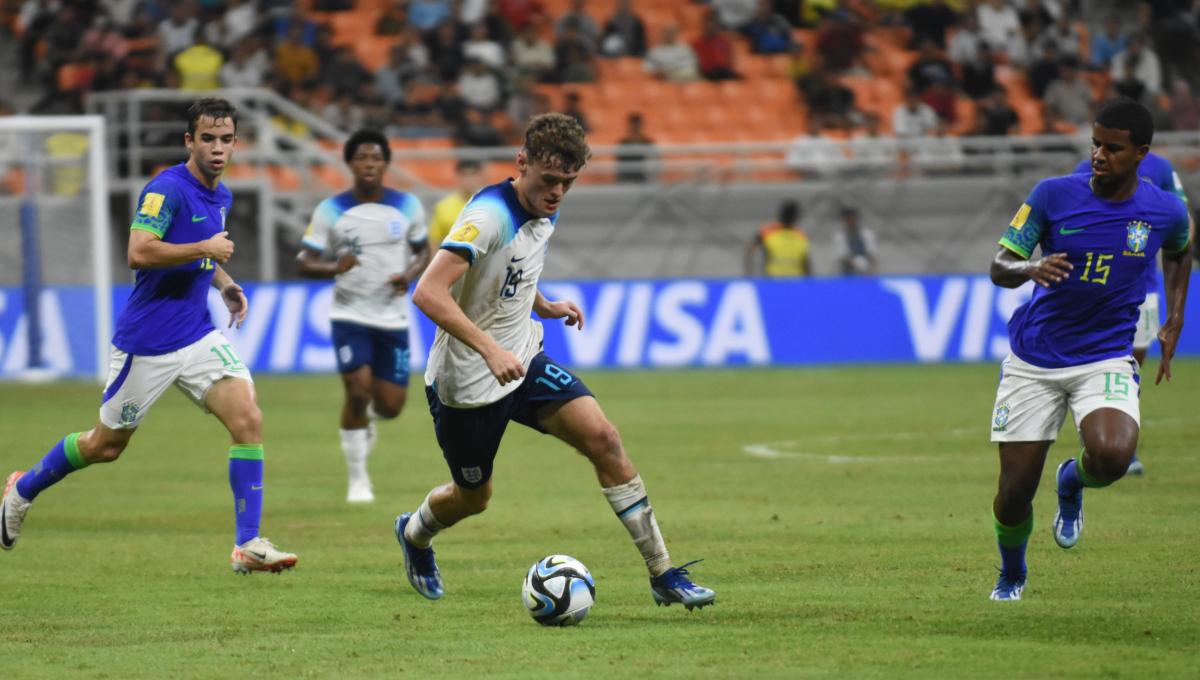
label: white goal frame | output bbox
[0,115,111,382]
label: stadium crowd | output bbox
[1,0,1199,147]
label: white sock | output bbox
[602,474,671,576]
[365,404,380,454]
[339,428,370,483]
[404,493,448,548]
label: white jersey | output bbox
[302,189,428,329]
[425,180,556,408]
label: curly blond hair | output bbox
[523,113,591,173]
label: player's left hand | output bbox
[222,283,249,329]
[536,299,585,331]
[1155,321,1182,384]
[388,273,411,295]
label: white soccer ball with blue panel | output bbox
[521,554,596,626]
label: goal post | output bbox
[0,115,111,383]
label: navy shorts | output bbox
[331,320,411,385]
[426,352,594,489]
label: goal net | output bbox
[0,116,111,382]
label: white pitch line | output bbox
[742,441,931,464]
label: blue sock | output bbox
[994,513,1031,576]
[1059,456,1084,496]
[229,444,264,546]
[16,433,89,500]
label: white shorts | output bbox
[1133,292,1160,350]
[99,330,253,429]
[989,353,1140,442]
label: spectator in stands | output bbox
[376,1,411,36]
[905,0,959,50]
[645,25,699,82]
[221,38,268,89]
[1089,15,1128,70]
[555,22,597,78]
[1016,0,1054,32]
[786,41,811,87]
[973,87,1019,136]
[948,11,983,65]
[744,200,813,277]
[712,0,758,31]
[458,108,506,146]
[561,91,590,132]
[173,27,223,90]
[273,7,317,47]
[1167,78,1200,132]
[1026,41,1061,99]
[512,23,557,81]
[1043,57,1093,131]
[555,0,600,50]
[921,76,957,126]
[17,0,57,84]
[463,22,506,69]
[833,206,877,275]
[506,75,551,132]
[82,12,130,64]
[409,0,453,34]
[323,48,374,98]
[458,0,489,26]
[457,57,504,112]
[496,0,546,33]
[429,159,485,247]
[477,3,517,46]
[802,65,860,130]
[1113,54,1149,103]
[616,112,657,183]
[976,0,1021,54]
[427,20,466,82]
[892,88,940,137]
[743,0,794,55]
[321,91,366,131]
[815,10,865,72]
[601,0,647,57]
[275,23,320,86]
[557,41,596,83]
[907,39,955,94]
[216,0,258,49]
[693,12,740,81]
[961,43,998,100]
[313,23,341,65]
[376,45,418,107]
[1111,34,1162,95]
[158,4,198,58]
[1040,14,1082,62]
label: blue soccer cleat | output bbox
[989,569,1026,601]
[394,513,444,600]
[1126,453,1145,476]
[649,560,715,611]
[1053,459,1084,549]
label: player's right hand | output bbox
[204,231,235,263]
[484,347,525,386]
[335,252,358,274]
[1028,252,1072,287]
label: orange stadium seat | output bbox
[268,165,302,192]
[313,164,350,191]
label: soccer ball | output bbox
[521,555,596,626]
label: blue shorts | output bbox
[331,320,410,385]
[426,352,594,489]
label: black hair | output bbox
[187,98,237,137]
[343,129,392,163]
[1095,98,1154,147]
[779,200,800,225]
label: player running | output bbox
[297,129,431,503]
[393,113,716,610]
[1,98,297,573]
[987,99,1191,601]
[1071,151,1193,475]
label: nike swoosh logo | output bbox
[510,255,528,263]
[251,485,263,491]
[0,502,12,548]
[1059,227,1084,235]
[192,215,208,222]
[246,549,267,560]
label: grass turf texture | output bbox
[1,362,1198,679]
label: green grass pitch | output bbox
[1,362,1198,678]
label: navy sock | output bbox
[228,444,264,546]
[16,433,88,500]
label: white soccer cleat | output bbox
[347,478,375,504]
[230,537,298,574]
[1,471,31,551]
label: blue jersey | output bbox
[1072,152,1189,292]
[999,173,1190,368]
[112,164,233,355]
